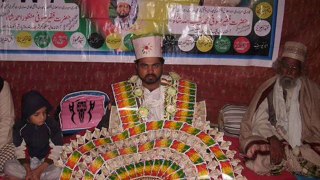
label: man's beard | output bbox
[141,74,161,85]
[118,13,129,18]
[280,76,296,89]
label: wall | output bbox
[1,0,320,123]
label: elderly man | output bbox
[240,41,320,178]
[114,0,134,30]
[107,34,203,131]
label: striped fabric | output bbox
[0,143,15,173]
[218,105,247,137]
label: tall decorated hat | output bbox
[132,34,163,60]
[117,0,132,5]
[282,41,307,62]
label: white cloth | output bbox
[141,85,165,122]
[273,77,302,148]
[4,157,61,180]
[0,143,15,173]
[251,99,275,139]
[0,81,15,148]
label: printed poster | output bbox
[0,0,284,66]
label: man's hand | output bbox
[246,144,259,159]
[23,163,34,180]
[246,143,270,159]
[25,170,34,180]
[31,169,42,180]
[32,162,49,180]
[268,136,285,165]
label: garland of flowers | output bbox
[112,72,197,130]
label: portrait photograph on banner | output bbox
[0,0,284,66]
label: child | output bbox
[4,90,63,180]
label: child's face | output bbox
[29,107,47,126]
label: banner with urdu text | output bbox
[0,0,284,66]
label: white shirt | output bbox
[114,16,133,30]
[0,81,15,148]
[141,85,165,122]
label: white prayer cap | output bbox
[117,0,132,5]
[282,41,307,62]
[132,35,163,60]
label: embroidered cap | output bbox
[132,35,163,60]
[117,0,132,5]
[282,41,307,62]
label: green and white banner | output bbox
[0,0,284,66]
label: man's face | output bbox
[117,3,131,18]
[279,57,302,89]
[136,57,163,85]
